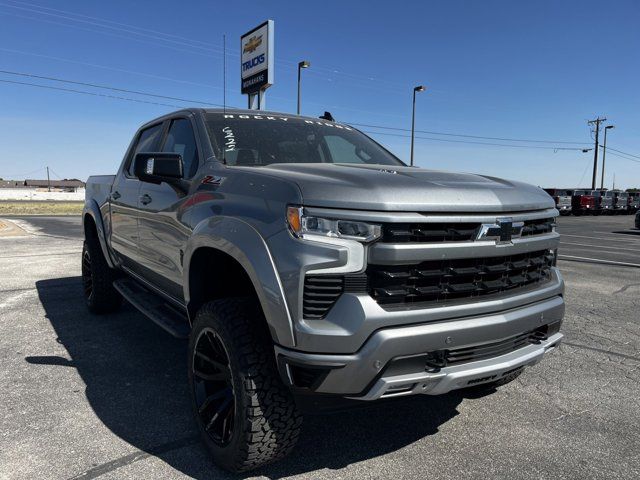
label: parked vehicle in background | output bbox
[628,193,640,214]
[600,190,615,214]
[587,190,604,215]
[544,188,573,215]
[613,191,629,214]
[571,190,596,215]
[635,209,640,229]
[81,108,565,472]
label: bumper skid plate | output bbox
[355,332,562,400]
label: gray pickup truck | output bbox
[83,108,565,471]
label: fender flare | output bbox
[183,216,296,348]
[82,200,116,269]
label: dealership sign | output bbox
[241,20,274,95]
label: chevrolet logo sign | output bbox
[476,218,524,244]
[243,35,263,54]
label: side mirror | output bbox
[134,152,183,185]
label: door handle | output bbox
[111,191,121,200]
[139,194,152,205]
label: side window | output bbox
[323,135,372,164]
[162,119,199,178]
[126,123,163,176]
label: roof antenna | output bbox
[319,111,335,122]
[222,34,227,164]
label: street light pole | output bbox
[297,61,310,115]
[410,85,425,166]
[600,125,614,190]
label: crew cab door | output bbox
[110,122,164,267]
[136,117,199,299]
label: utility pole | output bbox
[588,116,606,190]
[46,166,51,192]
[600,125,614,190]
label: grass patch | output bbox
[0,201,83,216]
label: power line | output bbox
[0,72,596,153]
[0,67,629,156]
[0,47,225,90]
[600,149,640,164]
[0,165,45,178]
[604,146,640,160]
[0,1,222,54]
[0,78,184,108]
[0,1,407,93]
[0,69,224,106]
[361,130,588,151]
[4,0,216,48]
[350,122,589,145]
[0,68,594,148]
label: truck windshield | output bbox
[205,113,404,167]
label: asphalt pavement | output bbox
[557,214,640,266]
[0,215,639,480]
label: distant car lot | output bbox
[0,215,638,479]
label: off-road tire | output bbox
[188,298,302,472]
[81,237,122,314]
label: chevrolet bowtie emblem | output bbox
[476,218,524,244]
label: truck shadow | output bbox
[34,277,466,479]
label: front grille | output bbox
[368,249,554,307]
[381,326,552,379]
[381,217,555,243]
[520,218,555,237]
[445,328,548,366]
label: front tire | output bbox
[188,299,302,472]
[81,238,122,314]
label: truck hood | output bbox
[259,163,554,212]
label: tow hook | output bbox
[425,350,447,373]
[530,330,548,344]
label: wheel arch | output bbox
[183,217,296,348]
[83,200,115,269]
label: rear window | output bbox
[205,113,404,167]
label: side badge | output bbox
[201,175,223,186]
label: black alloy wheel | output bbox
[192,328,235,446]
[81,247,93,299]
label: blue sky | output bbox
[0,0,638,188]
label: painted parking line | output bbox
[560,241,640,252]
[559,233,640,243]
[559,247,640,259]
[558,255,640,268]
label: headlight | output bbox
[287,206,381,242]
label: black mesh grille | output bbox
[520,218,556,237]
[303,276,343,319]
[445,328,548,365]
[303,274,368,319]
[381,218,555,243]
[368,250,554,307]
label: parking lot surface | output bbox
[0,215,639,480]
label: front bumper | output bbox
[275,293,564,400]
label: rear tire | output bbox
[82,237,122,314]
[188,298,302,472]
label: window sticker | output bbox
[223,126,236,151]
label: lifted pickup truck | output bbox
[83,109,564,471]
